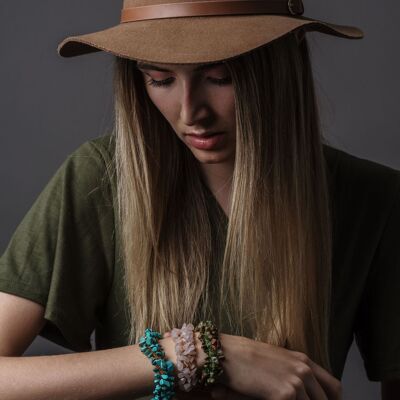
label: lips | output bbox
[185,132,226,150]
[185,132,220,138]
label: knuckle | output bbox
[291,351,310,364]
[277,385,297,400]
[293,362,312,378]
[290,376,305,390]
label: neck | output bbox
[199,160,234,217]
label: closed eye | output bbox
[145,76,232,88]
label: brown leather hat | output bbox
[57,0,364,64]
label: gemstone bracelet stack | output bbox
[138,320,225,400]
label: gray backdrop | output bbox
[1,1,399,399]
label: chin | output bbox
[193,150,234,164]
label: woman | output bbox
[0,1,399,399]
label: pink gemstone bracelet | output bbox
[170,322,199,392]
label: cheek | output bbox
[146,89,176,121]
[218,91,236,123]
[228,96,236,115]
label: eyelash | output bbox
[146,76,232,88]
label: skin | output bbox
[162,331,252,400]
[137,61,236,215]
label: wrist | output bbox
[161,331,206,368]
[159,336,177,367]
[215,332,232,385]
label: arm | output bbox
[0,291,207,400]
[0,291,46,357]
[381,379,400,400]
[0,344,162,399]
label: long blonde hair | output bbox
[109,32,333,372]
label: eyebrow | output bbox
[136,61,225,72]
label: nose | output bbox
[179,79,211,126]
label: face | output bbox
[137,61,236,166]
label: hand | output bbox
[216,333,342,400]
[162,331,257,400]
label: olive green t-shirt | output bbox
[0,134,400,388]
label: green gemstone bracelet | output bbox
[195,320,226,387]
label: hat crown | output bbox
[123,0,304,11]
[124,0,198,6]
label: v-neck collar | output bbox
[200,144,339,226]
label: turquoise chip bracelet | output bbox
[139,328,176,400]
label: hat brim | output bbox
[57,14,364,64]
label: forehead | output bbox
[136,61,226,73]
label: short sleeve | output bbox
[0,138,116,352]
[354,173,400,381]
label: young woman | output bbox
[1,1,399,399]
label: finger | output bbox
[307,358,341,399]
[292,379,312,400]
[289,365,327,400]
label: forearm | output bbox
[0,335,202,400]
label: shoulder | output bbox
[68,133,115,166]
[58,134,116,191]
[322,145,400,242]
[323,144,400,204]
